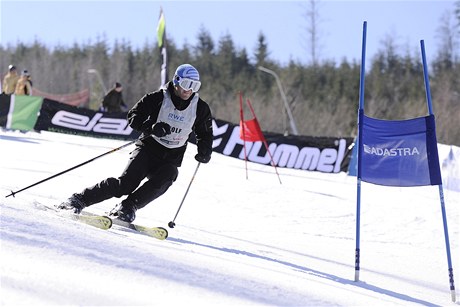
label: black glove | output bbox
[152,122,171,137]
[195,153,211,164]
[140,118,155,135]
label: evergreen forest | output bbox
[1,7,459,145]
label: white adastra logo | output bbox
[363,144,421,156]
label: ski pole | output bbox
[5,137,143,198]
[168,162,201,228]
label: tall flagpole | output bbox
[157,7,168,88]
[421,39,456,303]
[355,20,367,282]
[239,92,249,180]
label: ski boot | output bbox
[57,193,86,214]
[109,201,137,223]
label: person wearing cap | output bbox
[2,65,20,95]
[58,64,213,223]
[101,82,127,112]
[15,70,32,96]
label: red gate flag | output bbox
[239,118,265,142]
[238,92,281,184]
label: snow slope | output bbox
[1,129,459,306]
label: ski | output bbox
[34,201,112,230]
[34,201,166,239]
[82,211,168,240]
[69,213,112,230]
[111,218,169,240]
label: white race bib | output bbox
[153,90,198,148]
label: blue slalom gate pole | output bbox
[420,40,456,302]
[354,20,367,282]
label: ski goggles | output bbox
[175,76,201,92]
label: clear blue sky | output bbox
[0,0,457,66]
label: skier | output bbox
[58,64,213,222]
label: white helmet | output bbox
[173,64,201,92]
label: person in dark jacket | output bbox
[101,82,126,112]
[58,64,213,222]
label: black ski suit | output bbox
[78,81,213,211]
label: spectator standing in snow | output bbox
[2,65,20,95]
[58,64,213,223]
[101,82,127,112]
[15,70,33,96]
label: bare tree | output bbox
[455,0,460,30]
[436,9,459,68]
[304,0,322,66]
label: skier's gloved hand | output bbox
[195,153,211,164]
[152,122,171,137]
[140,118,156,135]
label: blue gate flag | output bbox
[360,112,442,187]
[354,23,456,302]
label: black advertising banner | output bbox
[34,99,141,140]
[210,119,353,173]
[31,99,353,173]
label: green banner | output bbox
[8,95,43,130]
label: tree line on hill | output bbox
[1,20,459,145]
